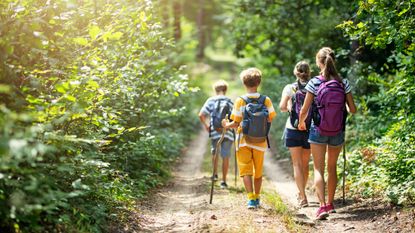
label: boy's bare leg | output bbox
[222,157,229,182]
[243,175,253,193]
[254,177,262,195]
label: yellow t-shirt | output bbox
[230,93,277,152]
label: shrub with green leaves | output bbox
[337,0,415,205]
[0,0,198,231]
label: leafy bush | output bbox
[0,0,198,231]
[338,0,415,205]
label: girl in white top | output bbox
[279,61,311,208]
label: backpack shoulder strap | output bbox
[215,98,222,112]
[291,82,299,92]
[258,95,267,105]
[240,95,251,104]
[297,80,308,90]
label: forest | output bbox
[0,0,414,232]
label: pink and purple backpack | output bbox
[314,76,346,136]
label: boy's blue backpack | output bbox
[289,81,313,130]
[241,95,270,147]
[314,76,347,136]
[210,97,232,136]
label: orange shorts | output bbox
[236,146,264,178]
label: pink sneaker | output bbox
[325,203,336,213]
[315,206,329,220]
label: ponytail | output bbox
[316,47,341,82]
[293,60,311,82]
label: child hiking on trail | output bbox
[298,47,357,220]
[279,61,312,208]
[222,68,276,209]
[199,80,234,189]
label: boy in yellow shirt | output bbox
[222,68,277,209]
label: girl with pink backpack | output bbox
[298,47,357,220]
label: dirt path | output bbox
[133,130,414,233]
[137,129,288,233]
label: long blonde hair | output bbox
[316,47,341,81]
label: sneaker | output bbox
[315,206,329,220]
[247,200,257,209]
[220,182,228,189]
[325,203,336,213]
[211,174,218,181]
[255,198,260,208]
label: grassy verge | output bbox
[262,191,303,232]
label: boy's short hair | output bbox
[213,80,228,93]
[240,68,262,87]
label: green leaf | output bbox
[89,25,101,40]
[74,37,88,46]
[0,84,11,93]
[56,85,66,94]
[65,95,76,102]
[6,46,14,55]
[87,80,99,89]
[109,32,123,41]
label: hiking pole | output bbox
[342,141,346,204]
[209,119,227,204]
[233,129,237,187]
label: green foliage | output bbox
[0,0,198,231]
[229,0,415,205]
[338,0,415,205]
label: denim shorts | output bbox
[211,138,233,158]
[284,128,310,149]
[308,125,345,147]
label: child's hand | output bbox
[298,121,306,131]
[221,119,229,128]
[204,124,210,132]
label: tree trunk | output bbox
[196,0,205,59]
[173,0,181,41]
[160,0,170,30]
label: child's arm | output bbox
[222,119,239,129]
[279,85,292,112]
[198,113,210,132]
[266,97,277,122]
[298,92,314,131]
[346,93,357,114]
[279,95,291,112]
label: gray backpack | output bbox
[210,97,232,137]
[241,95,270,147]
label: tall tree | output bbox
[173,0,182,41]
[196,0,206,59]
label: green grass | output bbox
[262,191,304,233]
